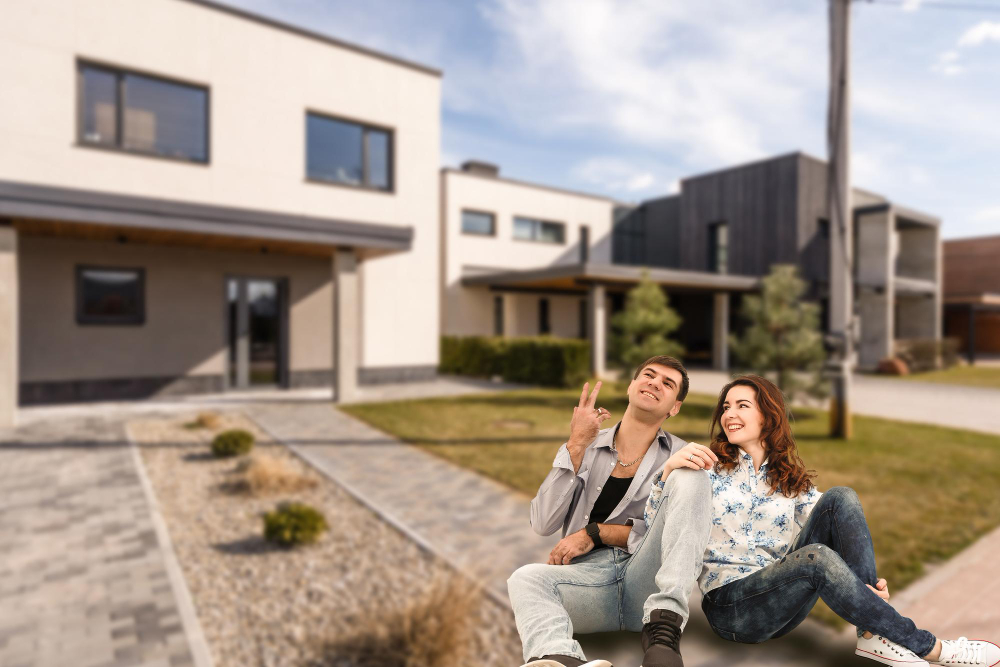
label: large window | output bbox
[494,296,504,336]
[78,62,208,162]
[76,266,145,325]
[514,217,565,244]
[708,222,728,274]
[462,210,495,236]
[539,298,550,334]
[306,112,392,191]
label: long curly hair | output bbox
[709,374,816,497]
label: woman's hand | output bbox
[662,443,718,480]
[866,578,890,601]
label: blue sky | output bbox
[222,0,1000,239]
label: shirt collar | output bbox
[739,450,770,473]
[595,420,671,451]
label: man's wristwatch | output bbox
[585,522,603,548]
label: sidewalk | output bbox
[0,417,211,667]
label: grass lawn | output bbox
[341,383,1000,626]
[891,364,1000,390]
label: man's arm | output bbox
[547,523,631,565]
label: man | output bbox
[507,355,717,667]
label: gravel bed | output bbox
[131,411,523,667]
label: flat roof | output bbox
[442,168,627,205]
[461,262,759,292]
[177,0,442,78]
[0,180,413,253]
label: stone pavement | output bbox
[248,401,870,667]
[0,416,211,667]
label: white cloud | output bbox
[931,50,964,76]
[901,0,922,10]
[973,206,1000,223]
[571,157,658,193]
[958,21,1000,47]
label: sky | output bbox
[221,0,1000,240]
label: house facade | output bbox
[943,234,1000,361]
[0,0,442,427]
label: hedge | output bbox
[894,337,961,373]
[440,336,590,387]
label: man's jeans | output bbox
[507,468,712,662]
[701,486,937,658]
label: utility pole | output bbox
[827,0,854,438]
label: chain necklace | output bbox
[611,428,644,468]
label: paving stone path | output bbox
[0,417,210,667]
[249,402,866,667]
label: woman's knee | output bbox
[823,486,862,510]
[797,544,853,587]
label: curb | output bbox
[127,425,216,667]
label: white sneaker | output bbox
[930,637,1000,666]
[856,634,929,665]
[519,661,613,667]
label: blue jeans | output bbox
[701,486,937,658]
[507,468,712,662]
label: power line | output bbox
[860,0,1000,12]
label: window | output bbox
[578,299,587,339]
[494,296,504,336]
[462,210,495,236]
[708,222,728,274]
[818,218,830,240]
[539,298,550,334]
[76,266,145,325]
[514,217,565,244]
[78,62,208,162]
[307,112,392,191]
[579,225,590,262]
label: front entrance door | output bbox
[226,276,287,389]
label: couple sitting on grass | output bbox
[507,355,999,667]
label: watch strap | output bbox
[585,522,603,548]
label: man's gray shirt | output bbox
[529,421,684,554]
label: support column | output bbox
[502,293,519,337]
[333,248,359,403]
[0,224,18,429]
[968,304,977,365]
[590,283,606,378]
[712,292,730,371]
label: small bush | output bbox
[211,429,255,457]
[184,411,222,430]
[896,338,959,373]
[440,335,589,387]
[263,502,328,547]
[941,337,961,368]
[320,574,483,667]
[230,454,317,496]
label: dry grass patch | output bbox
[315,574,484,667]
[227,453,319,496]
[185,411,223,430]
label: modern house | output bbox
[943,234,1000,362]
[445,152,942,373]
[0,0,442,428]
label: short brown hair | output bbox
[632,355,689,401]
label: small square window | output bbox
[76,266,145,325]
[462,210,495,236]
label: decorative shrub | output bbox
[941,337,961,368]
[230,454,317,496]
[895,338,959,373]
[211,429,255,458]
[440,335,589,387]
[263,502,328,547]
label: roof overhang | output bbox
[894,276,937,296]
[945,293,1000,308]
[0,180,413,258]
[461,262,759,293]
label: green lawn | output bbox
[341,383,1000,626]
[891,364,1000,389]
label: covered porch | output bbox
[461,262,758,377]
[0,180,413,428]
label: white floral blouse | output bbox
[644,451,822,595]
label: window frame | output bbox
[305,109,395,193]
[75,59,211,165]
[75,265,147,326]
[460,209,497,237]
[708,221,729,274]
[512,215,567,245]
[539,297,551,335]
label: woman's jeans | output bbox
[507,468,712,662]
[701,486,937,658]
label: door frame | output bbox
[223,274,290,391]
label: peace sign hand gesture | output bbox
[569,381,612,456]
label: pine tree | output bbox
[611,270,684,369]
[730,264,828,401]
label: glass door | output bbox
[226,277,286,389]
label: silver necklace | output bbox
[611,430,644,468]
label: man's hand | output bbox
[568,381,611,471]
[547,528,595,565]
[661,442,718,480]
[866,578,890,601]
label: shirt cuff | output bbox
[552,443,575,471]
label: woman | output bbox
[644,374,998,667]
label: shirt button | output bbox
[584,514,589,520]
[597,486,602,491]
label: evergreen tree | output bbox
[730,264,828,401]
[611,270,684,369]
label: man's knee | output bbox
[663,467,711,498]
[508,562,553,598]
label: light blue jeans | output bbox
[507,468,712,662]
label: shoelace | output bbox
[874,636,919,658]
[647,621,681,651]
[945,637,982,664]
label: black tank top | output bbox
[589,475,633,525]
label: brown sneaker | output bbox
[640,609,684,667]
